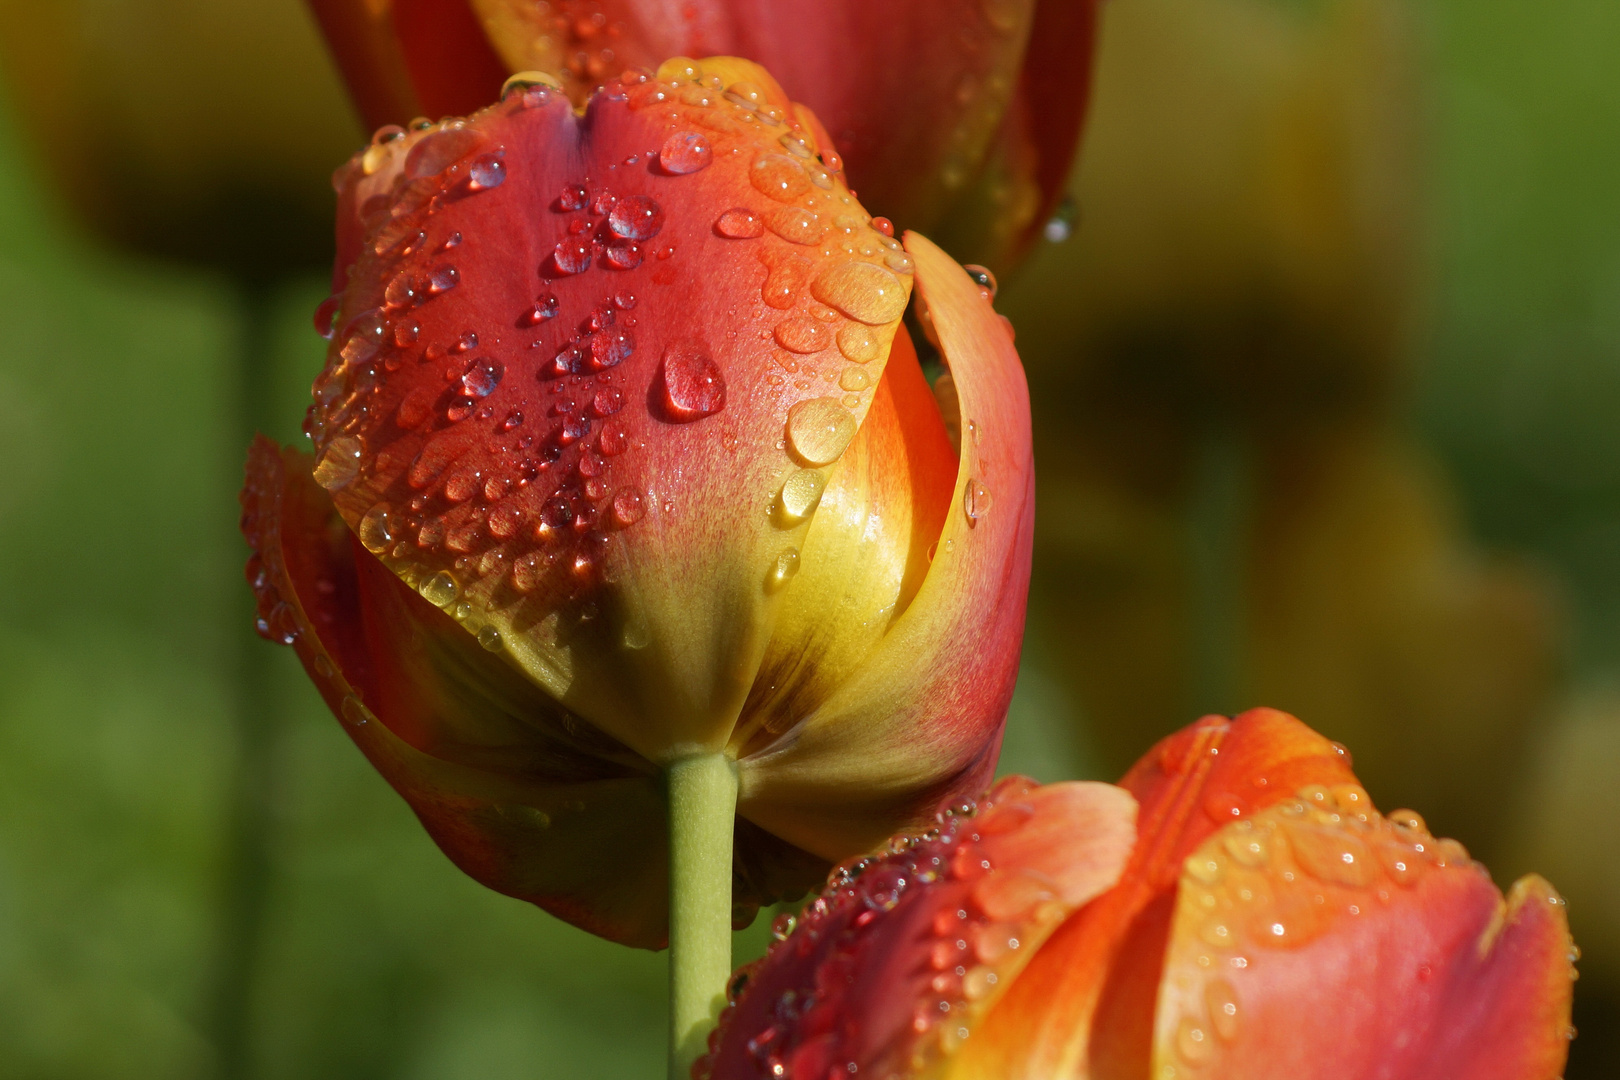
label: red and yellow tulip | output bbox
[240,59,1033,948]
[303,0,1102,269]
[703,709,1577,1079]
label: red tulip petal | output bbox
[704,777,1137,1080]
[1152,797,1576,1080]
[955,709,1358,1078]
[241,437,826,947]
[734,231,1034,861]
[390,0,510,120]
[305,0,422,132]
[312,63,913,764]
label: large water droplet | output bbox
[786,398,857,466]
[314,435,363,489]
[466,153,507,192]
[660,131,713,174]
[715,207,764,239]
[603,241,642,270]
[838,367,870,392]
[812,260,908,325]
[477,625,503,651]
[836,323,880,363]
[460,358,503,398]
[750,153,811,202]
[608,194,664,240]
[419,570,459,607]
[773,317,829,354]
[589,329,635,370]
[358,505,394,552]
[405,127,486,179]
[314,296,340,340]
[612,489,645,526]
[553,238,592,274]
[778,470,827,522]
[767,547,800,592]
[557,183,589,211]
[766,207,825,245]
[661,344,726,421]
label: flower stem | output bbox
[666,752,739,1080]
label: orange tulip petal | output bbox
[734,231,1034,860]
[704,777,1137,1080]
[390,0,510,120]
[955,709,1357,1078]
[241,437,826,947]
[305,0,422,132]
[313,63,912,762]
[1153,797,1576,1080]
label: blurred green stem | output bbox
[208,281,282,1080]
[667,753,738,1080]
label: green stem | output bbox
[666,753,739,1080]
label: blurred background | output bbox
[0,0,1615,1076]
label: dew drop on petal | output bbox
[557,183,589,211]
[466,153,507,191]
[773,317,829,353]
[405,127,486,179]
[962,263,998,299]
[608,194,664,240]
[715,207,765,238]
[660,344,726,421]
[778,469,826,522]
[660,130,713,174]
[766,207,825,245]
[477,625,503,651]
[812,260,909,324]
[358,505,394,552]
[836,323,881,363]
[766,547,801,592]
[750,153,811,202]
[314,296,340,339]
[838,367,870,392]
[313,435,363,489]
[553,238,592,274]
[460,358,503,398]
[786,398,857,466]
[611,489,645,526]
[419,570,459,607]
[964,479,992,525]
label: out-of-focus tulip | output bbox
[704,709,1578,1080]
[1000,0,1560,853]
[303,0,1101,270]
[0,0,356,274]
[240,58,1034,949]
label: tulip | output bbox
[703,708,1578,1080]
[303,0,1102,270]
[240,57,1033,1073]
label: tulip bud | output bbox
[706,710,1579,1079]
[242,59,1034,947]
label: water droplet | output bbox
[314,296,340,339]
[405,127,486,179]
[553,238,592,274]
[314,436,363,489]
[660,130,713,174]
[761,252,809,308]
[886,251,915,274]
[962,264,998,299]
[1044,195,1076,243]
[660,344,726,421]
[839,368,870,392]
[778,469,827,522]
[502,70,562,99]
[611,489,645,527]
[1205,979,1240,1041]
[715,208,764,238]
[812,260,908,324]
[766,207,824,245]
[557,183,589,211]
[460,358,503,398]
[521,294,560,325]
[419,570,459,607]
[770,912,797,940]
[393,320,420,347]
[964,479,992,525]
[774,317,829,353]
[836,323,881,363]
[428,265,459,294]
[1175,1018,1213,1064]
[340,694,373,726]
[767,547,800,592]
[359,506,394,552]
[608,194,665,240]
[598,423,629,456]
[1388,809,1427,834]
[870,216,895,238]
[1223,827,1269,867]
[603,241,642,269]
[786,398,857,466]
[466,153,507,191]
[477,625,503,651]
[750,153,811,202]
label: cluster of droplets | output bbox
[696,778,1070,1080]
[1154,777,1471,1079]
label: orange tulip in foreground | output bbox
[305,0,1101,269]
[239,56,1031,1071]
[704,709,1577,1080]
